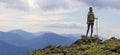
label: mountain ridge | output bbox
[0,40,32,55]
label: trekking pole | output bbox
[96,17,98,37]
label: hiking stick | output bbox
[96,18,98,37]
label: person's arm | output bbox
[93,12,95,20]
[92,12,98,20]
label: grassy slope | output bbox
[27,36,120,55]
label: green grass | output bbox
[27,36,120,55]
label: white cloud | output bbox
[0,0,87,14]
[46,22,86,29]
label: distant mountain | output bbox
[26,32,76,49]
[33,31,55,36]
[8,29,38,40]
[0,30,106,55]
[34,32,81,41]
[61,34,81,41]
[0,31,28,46]
[0,40,32,55]
[0,30,82,48]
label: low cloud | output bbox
[46,22,86,29]
[0,0,29,10]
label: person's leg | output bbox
[86,24,90,37]
[90,23,94,38]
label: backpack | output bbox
[88,12,95,21]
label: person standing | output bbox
[86,7,95,37]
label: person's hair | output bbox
[89,7,93,11]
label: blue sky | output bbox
[0,0,120,38]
